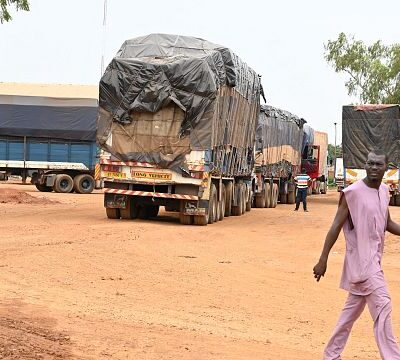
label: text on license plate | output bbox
[131,171,172,180]
[104,171,126,179]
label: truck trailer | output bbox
[98,34,261,225]
[254,105,306,207]
[0,94,98,193]
[342,104,400,204]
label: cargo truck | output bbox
[301,128,328,194]
[98,34,261,225]
[0,94,98,193]
[342,104,400,205]
[253,105,306,207]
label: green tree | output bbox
[1,0,29,23]
[325,33,400,104]
[327,144,342,166]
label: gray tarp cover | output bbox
[98,33,261,172]
[256,105,306,177]
[342,105,400,168]
[0,95,98,141]
[301,124,314,153]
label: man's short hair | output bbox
[369,149,389,163]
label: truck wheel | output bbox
[73,174,95,194]
[54,174,74,193]
[148,205,159,218]
[395,195,400,207]
[287,191,296,204]
[120,197,139,219]
[194,214,208,226]
[231,184,243,216]
[35,183,53,192]
[106,207,120,219]
[218,184,226,221]
[271,183,278,208]
[279,193,288,204]
[246,189,252,212]
[224,181,233,217]
[208,184,218,223]
[240,184,247,214]
[179,201,192,225]
[255,190,266,208]
[265,183,271,208]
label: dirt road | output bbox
[1,184,400,359]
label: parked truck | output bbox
[342,104,400,205]
[334,157,344,191]
[253,105,306,207]
[98,34,261,225]
[301,127,328,194]
[0,94,98,193]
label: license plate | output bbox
[184,207,206,215]
[131,171,172,181]
[104,171,126,179]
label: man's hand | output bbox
[313,259,327,282]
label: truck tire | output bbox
[35,183,53,192]
[218,184,226,221]
[224,181,233,217]
[194,214,208,226]
[231,184,243,216]
[179,201,193,225]
[241,184,247,214]
[120,197,139,219]
[106,207,120,219]
[137,206,149,219]
[271,183,278,208]
[148,205,159,218]
[287,190,296,204]
[255,190,266,208]
[73,174,95,194]
[208,183,218,223]
[246,188,252,212]
[279,193,288,204]
[54,174,74,193]
[395,194,400,207]
[265,183,271,208]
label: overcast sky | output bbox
[1,0,399,144]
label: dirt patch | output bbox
[0,300,73,359]
[0,188,57,205]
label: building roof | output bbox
[0,82,98,99]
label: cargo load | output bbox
[98,33,261,225]
[342,104,400,204]
[0,94,98,193]
[98,33,260,176]
[253,105,306,206]
[342,104,400,169]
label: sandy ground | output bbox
[1,183,400,359]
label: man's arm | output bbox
[313,194,350,281]
[387,210,400,235]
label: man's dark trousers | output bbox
[295,188,308,210]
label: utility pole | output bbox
[333,122,337,184]
[101,0,108,76]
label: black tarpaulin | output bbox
[0,95,98,141]
[98,33,261,173]
[255,105,306,177]
[342,105,400,169]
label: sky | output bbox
[1,0,399,145]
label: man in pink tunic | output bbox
[313,150,400,359]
